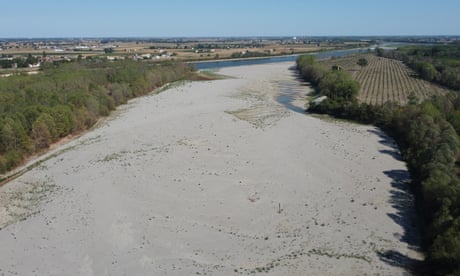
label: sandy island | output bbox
[0,62,421,275]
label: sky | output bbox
[1,0,459,38]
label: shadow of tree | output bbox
[377,250,423,272]
[367,129,406,163]
[367,122,424,272]
[379,149,403,161]
[381,169,423,273]
[367,129,419,246]
[368,128,398,149]
[384,170,419,247]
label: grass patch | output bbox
[308,248,371,263]
[186,70,230,81]
[2,177,58,229]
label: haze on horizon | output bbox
[1,0,459,38]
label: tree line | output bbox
[230,51,270,59]
[377,45,460,90]
[0,53,39,68]
[297,52,460,274]
[0,59,194,173]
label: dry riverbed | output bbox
[0,62,421,275]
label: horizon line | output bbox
[1,35,460,40]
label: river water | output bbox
[192,47,371,70]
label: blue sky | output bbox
[1,0,459,37]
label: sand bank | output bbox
[0,62,420,275]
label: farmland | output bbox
[0,37,362,65]
[320,54,451,105]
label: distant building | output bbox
[74,46,89,50]
[28,62,41,68]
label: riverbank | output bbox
[191,47,372,70]
[0,62,420,275]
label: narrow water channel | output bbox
[274,66,311,114]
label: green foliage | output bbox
[31,113,55,150]
[51,105,74,137]
[417,62,439,82]
[357,58,368,67]
[0,116,31,153]
[407,92,419,105]
[230,51,269,59]
[296,55,327,86]
[319,71,360,101]
[0,54,38,69]
[104,48,114,54]
[421,101,442,119]
[429,217,460,272]
[0,59,193,173]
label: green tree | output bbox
[407,92,419,105]
[0,117,30,153]
[0,118,17,152]
[430,222,460,273]
[104,48,114,54]
[417,62,439,81]
[375,47,384,57]
[319,71,360,101]
[357,58,368,68]
[25,53,37,65]
[31,113,57,150]
[50,105,74,137]
[296,55,326,86]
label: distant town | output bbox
[1,36,459,72]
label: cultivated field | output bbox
[321,54,451,105]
